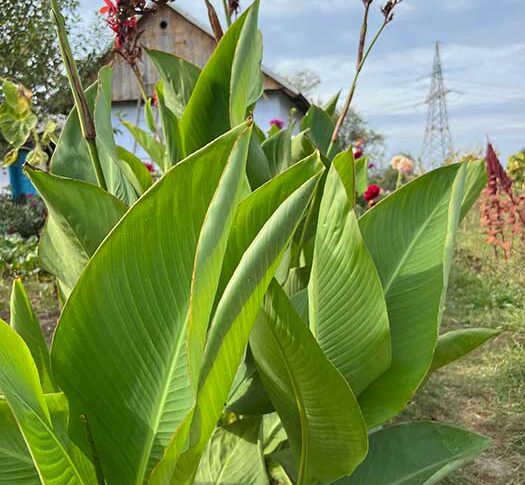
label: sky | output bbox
[78,0,525,165]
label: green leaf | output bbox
[251,281,368,484]
[122,119,166,168]
[50,83,98,184]
[300,105,339,158]
[144,98,157,133]
[355,156,368,196]
[357,164,469,427]
[49,69,139,204]
[0,399,39,484]
[181,0,263,155]
[51,123,252,485]
[0,320,96,484]
[116,145,153,193]
[262,124,293,177]
[460,159,487,220]
[10,279,55,393]
[151,152,322,484]
[309,157,391,395]
[226,352,274,416]
[246,133,272,190]
[291,130,316,166]
[195,418,268,485]
[323,91,341,118]
[339,422,489,484]
[146,49,201,118]
[262,413,287,456]
[26,166,128,297]
[430,328,501,372]
[156,82,183,170]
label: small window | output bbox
[160,20,168,30]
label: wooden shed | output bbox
[110,4,309,158]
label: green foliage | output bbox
[0,0,105,116]
[0,234,39,278]
[0,193,46,238]
[0,3,498,484]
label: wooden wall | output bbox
[112,5,280,102]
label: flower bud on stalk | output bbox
[50,0,107,190]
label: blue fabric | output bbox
[8,150,36,200]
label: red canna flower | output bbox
[363,184,381,202]
[270,118,285,130]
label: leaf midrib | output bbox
[381,196,447,296]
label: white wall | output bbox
[111,91,303,162]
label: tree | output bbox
[0,0,106,115]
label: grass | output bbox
[0,211,523,484]
[399,212,525,484]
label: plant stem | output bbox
[50,0,107,190]
[130,63,148,104]
[222,0,232,26]
[395,169,402,190]
[328,20,388,156]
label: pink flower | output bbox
[270,118,285,130]
[368,163,376,169]
[363,184,381,202]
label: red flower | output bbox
[353,147,364,159]
[270,118,285,130]
[100,0,117,15]
[363,184,381,202]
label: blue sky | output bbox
[79,0,525,164]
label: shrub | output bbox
[0,192,46,238]
[0,1,499,484]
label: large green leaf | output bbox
[10,279,54,394]
[430,328,501,372]
[460,159,487,220]
[262,124,293,177]
[146,49,200,118]
[0,320,96,484]
[51,124,252,485]
[26,166,128,298]
[195,418,268,485]
[0,399,39,484]
[50,69,139,204]
[116,146,153,194]
[156,82,183,170]
[309,155,391,395]
[300,105,340,158]
[94,66,140,205]
[339,422,489,484]
[357,164,469,427]
[181,0,263,155]
[50,83,97,184]
[150,152,323,484]
[121,119,166,169]
[251,281,368,484]
[226,352,274,416]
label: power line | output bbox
[420,42,454,167]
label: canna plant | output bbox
[0,1,500,484]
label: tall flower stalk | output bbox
[329,0,403,156]
[50,0,107,190]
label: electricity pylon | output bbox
[420,42,454,167]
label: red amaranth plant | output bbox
[480,143,525,259]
